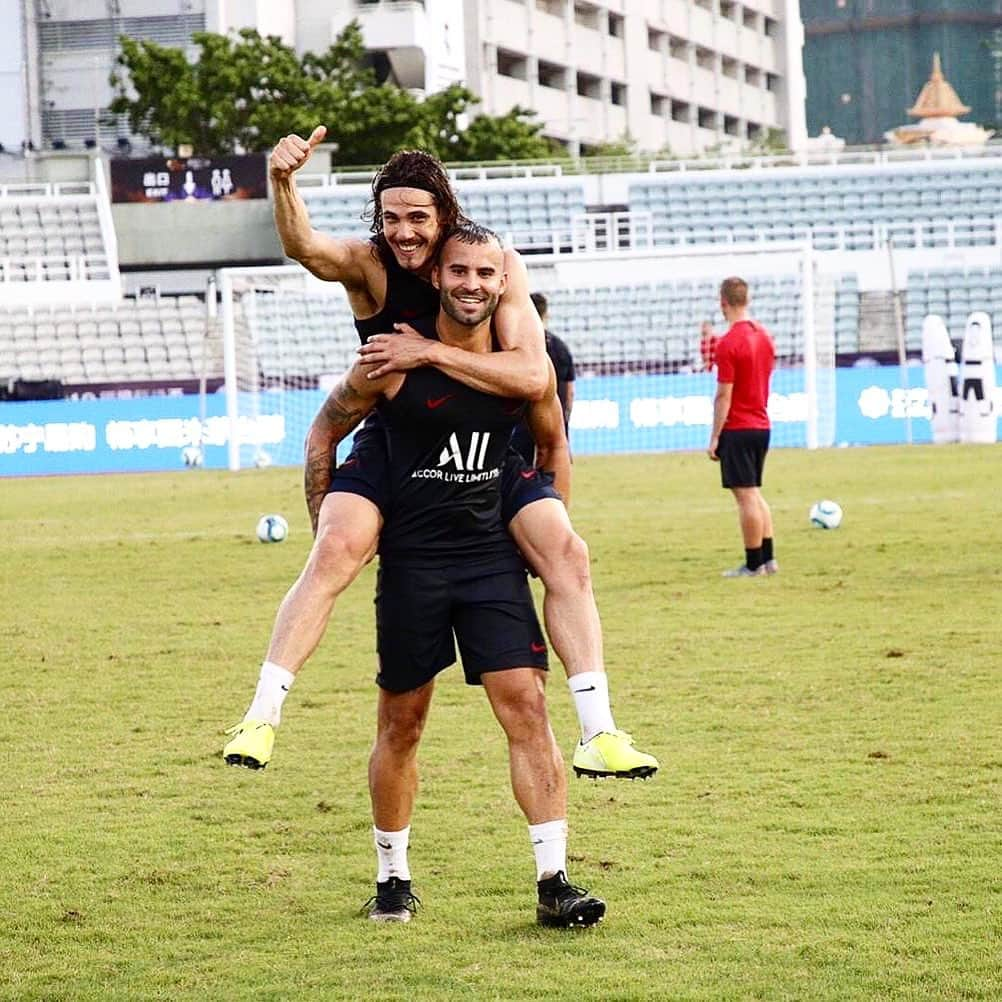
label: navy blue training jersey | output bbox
[376,329,529,568]
[354,242,440,344]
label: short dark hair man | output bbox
[707,277,778,577]
[511,292,576,466]
[315,223,606,928]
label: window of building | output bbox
[576,71,601,99]
[695,47,715,71]
[497,49,528,81]
[764,16,778,37]
[536,0,565,16]
[669,35,689,61]
[538,60,567,90]
[742,7,758,29]
[722,56,738,79]
[766,72,779,92]
[724,115,740,136]
[745,65,762,86]
[610,81,627,106]
[573,2,600,28]
[719,0,736,19]
[608,12,625,37]
[671,100,691,123]
[648,28,666,53]
[650,92,668,116]
[694,0,713,10]
[697,106,718,130]
[747,121,762,141]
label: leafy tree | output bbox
[111,24,562,165]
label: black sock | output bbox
[762,537,774,563]
[745,546,764,570]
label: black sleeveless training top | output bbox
[353,242,440,344]
[376,320,528,568]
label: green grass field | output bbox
[3,445,1001,1001]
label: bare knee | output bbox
[377,703,426,758]
[308,524,371,583]
[538,529,591,592]
[494,686,551,744]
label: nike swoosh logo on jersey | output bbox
[531,642,547,653]
[519,470,536,480]
[426,394,455,409]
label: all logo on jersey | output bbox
[412,431,500,484]
[438,431,490,471]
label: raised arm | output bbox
[270,125,371,289]
[357,247,549,400]
[303,363,387,533]
[525,365,572,506]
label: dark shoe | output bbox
[536,871,606,928]
[363,877,420,923]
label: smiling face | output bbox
[434,235,507,328]
[378,187,442,274]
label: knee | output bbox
[497,689,551,744]
[308,524,369,580]
[377,707,425,757]
[539,530,591,591]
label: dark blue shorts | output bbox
[330,423,562,525]
[374,560,548,692]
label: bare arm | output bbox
[304,364,387,532]
[270,125,370,289]
[357,248,549,400]
[526,369,572,505]
[708,382,733,461]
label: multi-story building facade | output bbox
[1,0,806,157]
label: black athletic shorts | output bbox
[718,428,770,488]
[374,559,548,693]
[330,426,562,527]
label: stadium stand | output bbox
[2,146,1000,389]
[629,159,1002,251]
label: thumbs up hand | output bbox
[269,126,328,179]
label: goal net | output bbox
[217,242,835,470]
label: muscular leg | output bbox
[266,492,382,673]
[481,668,565,824]
[508,498,658,777]
[508,498,601,680]
[369,681,435,831]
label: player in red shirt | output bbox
[707,277,778,577]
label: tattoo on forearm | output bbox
[302,380,371,534]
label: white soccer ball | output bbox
[809,499,843,530]
[181,445,203,468]
[256,514,289,543]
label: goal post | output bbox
[216,242,835,471]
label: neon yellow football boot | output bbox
[572,730,658,780]
[223,719,275,770]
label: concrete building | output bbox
[1,0,806,158]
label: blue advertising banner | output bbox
[1,366,998,477]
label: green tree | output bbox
[111,24,563,165]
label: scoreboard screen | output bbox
[110,154,268,203]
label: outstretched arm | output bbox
[357,247,549,400]
[304,364,386,533]
[271,125,371,289]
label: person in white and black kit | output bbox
[311,223,606,929]
[510,292,576,466]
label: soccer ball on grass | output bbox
[809,500,843,530]
[256,514,289,543]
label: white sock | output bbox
[244,661,295,727]
[374,826,411,882]
[529,819,568,881]
[568,671,616,743]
